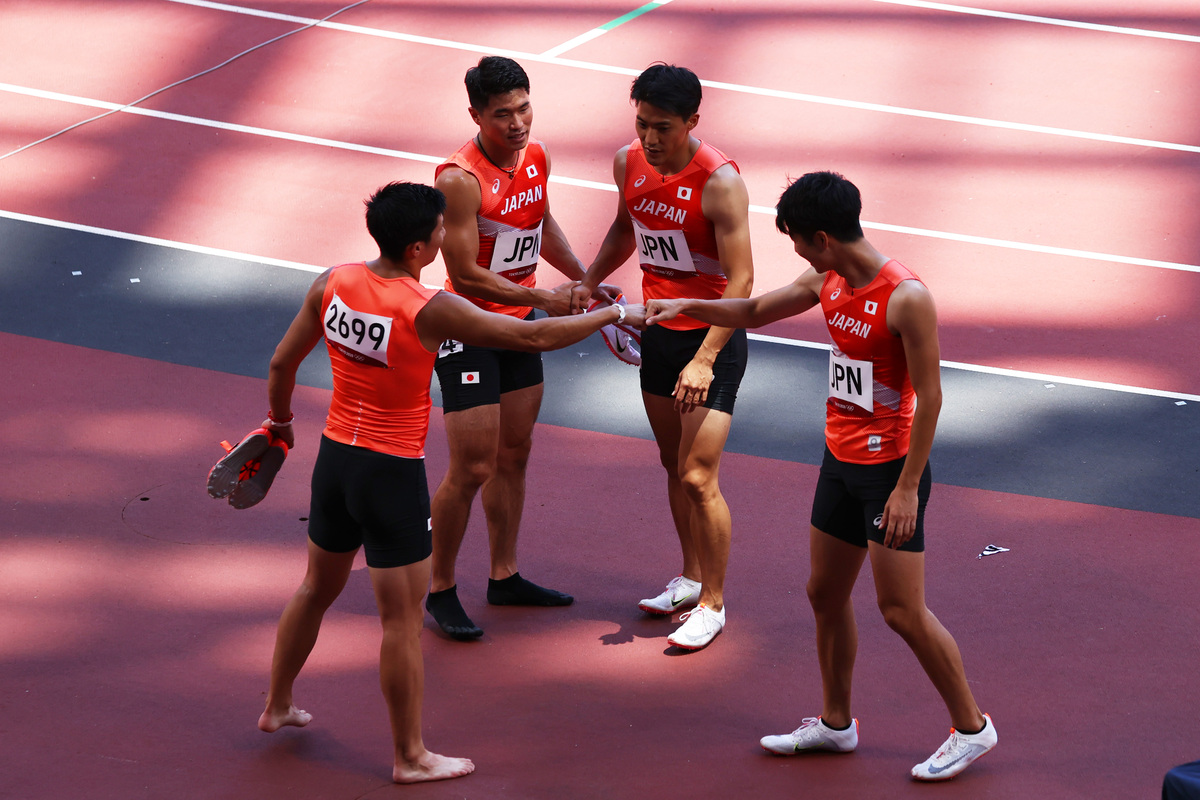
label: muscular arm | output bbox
[416,291,641,354]
[435,166,573,313]
[879,280,942,548]
[265,272,330,448]
[669,164,755,411]
[645,268,823,328]
[537,146,585,282]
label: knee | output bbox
[806,579,845,617]
[496,439,533,473]
[449,457,495,491]
[679,464,718,504]
[878,598,924,639]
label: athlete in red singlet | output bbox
[255,182,642,783]
[427,56,620,640]
[644,172,997,782]
[574,64,754,651]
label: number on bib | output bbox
[324,292,391,367]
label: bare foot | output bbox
[393,751,475,784]
[258,704,312,733]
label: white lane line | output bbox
[4,82,1197,272]
[747,333,1200,403]
[3,209,1196,402]
[868,0,1200,44]
[0,208,325,273]
[4,82,1198,274]
[164,0,1200,154]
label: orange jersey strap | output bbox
[320,263,439,458]
[625,139,735,330]
[436,139,548,319]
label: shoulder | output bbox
[886,276,937,336]
[436,166,482,211]
[701,163,749,219]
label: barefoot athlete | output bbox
[427,56,619,640]
[645,172,996,781]
[256,182,643,783]
[574,64,754,651]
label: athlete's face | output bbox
[420,215,446,267]
[471,89,533,154]
[634,101,698,172]
[791,231,832,271]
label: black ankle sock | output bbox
[425,586,480,635]
[956,718,986,736]
[823,718,852,731]
[487,572,573,606]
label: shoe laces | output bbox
[932,730,968,762]
[790,717,824,743]
[678,604,717,632]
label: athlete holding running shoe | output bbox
[645,171,996,781]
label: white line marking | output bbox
[2,208,1194,402]
[0,209,325,273]
[541,28,607,58]
[4,82,1197,274]
[164,0,1200,154]
[868,0,1200,44]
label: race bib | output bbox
[324,292,392,367]
[829,350,873,412]
[490,222,543,273]
[632,220,695,275]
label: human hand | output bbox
[621,303,647,331]
[569,283,593,315]
[263,419,295,449]
[594,282,622,306]
[544,280,581,317]
[645,299,683,326]
[672,358,714,413]
[878,487,918,548]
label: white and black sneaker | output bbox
[911,714,997,781]
[760,717,858,755]
[638,575,701,615]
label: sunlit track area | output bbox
[2,2,1198,798]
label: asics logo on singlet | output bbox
[830,288,842,300]
[634,174,647,188]
[492,178,501,194]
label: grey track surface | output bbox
[4,215,1197,518]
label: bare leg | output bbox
[867,543,985,731]
[807,528,868,730]
[676,407,734,610]
[259,539,356,733]
[480,383,542,580]
[371,556,475,784]
[643,393,701,582]
[429,404,500,593]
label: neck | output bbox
[475,134,519,175]
[655,136,700,178]
[367,256,419,281]
[835,240,889,289]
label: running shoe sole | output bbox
[207,429,271,499]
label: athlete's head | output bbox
[465,56,530,111]
[365,182,447,263]
[775,171,864,245]
[630,64,701,170]
[465,57,533,154]
[630,63,702,120]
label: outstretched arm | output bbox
[415,290,645,354]
[265,272,330,448]
[645,268,823,329]
[878,280,942,549]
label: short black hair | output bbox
[775,171,864,243]
[630,63,702,119]
[364,182,446,261]
[464,56,530,111]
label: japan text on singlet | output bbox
[320,263,440,458]
[624,139,735,331]
[437,138,548,319]
[821,260,921,464]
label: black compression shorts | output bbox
[639,325,748,414]
[307,436,432,568]
[434,313,543,413]
[810,446,932,553]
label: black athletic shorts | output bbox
[434,312,543,413]
[810,446,932,553]
[640,325,748,414]
[307,436,432,568]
